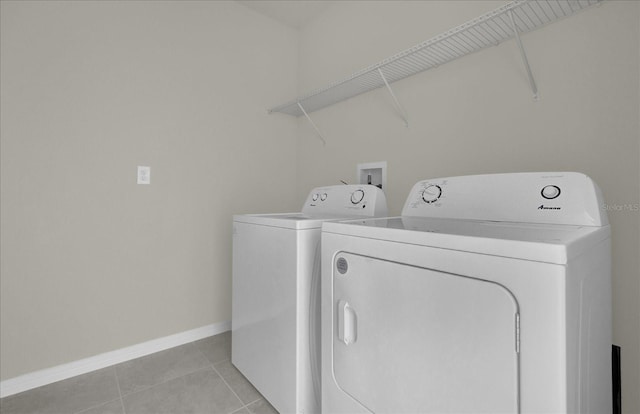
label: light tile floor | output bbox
[0,332,278,414]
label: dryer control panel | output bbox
[302,185,388,217]
[401,172,607,226]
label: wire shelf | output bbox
[269,0,603,117]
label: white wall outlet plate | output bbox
[357,161,387,190]
[137,166,151,185]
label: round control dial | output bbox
[312,193,319,201]
[351,189,365,204]
[541,185,561,200]
[421,185,442,204]
[320,193,327,201]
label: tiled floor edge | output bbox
[0,321,231,398]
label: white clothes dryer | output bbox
[321,172,611,414]
[233,185,387,414]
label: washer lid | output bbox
[234,212,364,230]
[323,217,610,264]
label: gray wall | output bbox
[0,1,299,380]
[296,1,639,412]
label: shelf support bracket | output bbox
[297,102,326,146]
[509,10,538,100]
[378,68,409,127]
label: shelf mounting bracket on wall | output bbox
[508,9,538,100]
[297,102,326,146]
[378,68,409,127]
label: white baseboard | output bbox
[0,320,231,398]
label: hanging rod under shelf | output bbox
[268,0,603,117]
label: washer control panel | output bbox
[402,172,607,226]
[302,184,388,217]
[351,189,365,204]
[421,184,442,204]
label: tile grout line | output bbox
[244,396,262,406]
[112,366,126,414]
[70,367,124,414]
[191,343,250,413]
[72,396,123,414]
[118,364,212,399]
[205,350,270,412]
[230,404,250,414]
[238,396,264,413]
[209,360,248,414]
[114,343,213,399]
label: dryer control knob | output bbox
[320,193,328,201]
[541,185,561,200]
[312,193,319,201]
[422,185,442,204]
[351,190,365,204]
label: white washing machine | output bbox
[321,172,611,414]
[233,185,388,414]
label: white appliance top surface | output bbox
[322,172,610,263]
[234,212,364,230]
[234,184,388,230]
[323,216,610,264]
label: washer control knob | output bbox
[351,189,365,204]
[312,193,319,201]
[421,185,442,204]
[320,193,328,201]
[541,185,561,200]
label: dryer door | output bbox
[332,252,520,413]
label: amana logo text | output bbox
[538,205,561,210]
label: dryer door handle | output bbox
[337,300,358,345]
